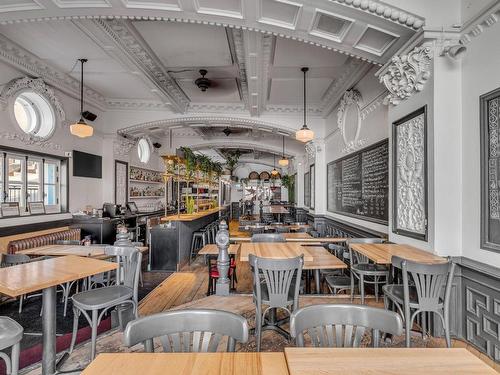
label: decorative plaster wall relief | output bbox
[337,89,366,153]
[380,46,432,105]
[393,106,427,240]
[114,136,137,157]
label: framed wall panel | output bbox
[392,106,428,240]
[115,160,128,206]
[481,87,500,253]
[310,164,315,209]
[304,171,310,208]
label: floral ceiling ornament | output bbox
[380,46,433,105]
[113,135,137,157]
[337,89,367,153]
[304,141,320,160]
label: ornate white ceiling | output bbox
[0,0,423,118]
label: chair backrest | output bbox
[249,254,303,310]
[123,309,249,352]
[249,226,265,235]
[327,244,345,258]
[347,238,385,264]
[1,253,31,267]
[251,233,285,243]
[290,304,403,348]
[275,226,290,233]
[401,259,455,311]
[104,246,142,303]
[56,240,81,245]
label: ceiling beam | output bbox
[91,18,190,113]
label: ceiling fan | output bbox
[194,69,221,92]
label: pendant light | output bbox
[278,135,289,166]
[271,154,279,177]
[295,67,314,143]
[70,58,93,138]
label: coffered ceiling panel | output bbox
[178,77,241,103]
[0,0,43,13]
[133,21,233,68]
[121,0,182,11]
[269,77,332,105]
[195,0,243,19]
[258,0,302,30]
[273,37,349,68]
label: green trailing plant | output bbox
[180,147,197,179]
[223,150,241,176]
[281,174,296,203]
[186,196,195,214]
[212,161,223,178]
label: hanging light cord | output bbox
[303,68,307,127]
[79,58,88,117]
[282,136,286,158]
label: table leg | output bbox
[314,269,321,294]
[305,271,311,294]
[42,286,56,375]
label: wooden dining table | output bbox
[198,243,240,256]
[0,255,118,375]
[284,347,497,374]
[239,242,316,262]
[82,352,288,375]
[349,243,446,265]
[17,244,149,259]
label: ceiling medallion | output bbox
[380,46,433,105]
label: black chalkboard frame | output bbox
[480,86,500,253]
[326,138,389,225]
[392,106,428,241]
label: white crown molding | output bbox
[187,102,248,113]
[265,104,322,116]
[0,1,44,13]
[0,131,62,151]
[118,115,297,137]
[460,1,500,45]
[92,18,190,113]
[189,140,299,157]
[0,33,107,111]
[379,45,432,105]
[229,29,250,113]
[106,98,170,111]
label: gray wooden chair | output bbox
[384,257,455,348]
[123,309,248,352]
[1,254,31,314]
[347,238,388,304]
[0,317,23,375]
[69,246,142,361]
[290,304,403,347]
[251,233,285,243]
[249,254,303,351]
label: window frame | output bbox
[0,146,69,218]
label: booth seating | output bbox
[7,228,81,254]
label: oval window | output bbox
[137,138,151,164]
[14,91,55,138]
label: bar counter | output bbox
[161,207,223,222]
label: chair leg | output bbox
[360,274,365,304]
[350,272,355,302]
[18,295,24,314]
[69,308,79,353]
[255,308,262,352]
[90,309,98,361]
[421,312,427,339]
[11,342,20,375]
[374,278,379,302]
[207,277,212,296]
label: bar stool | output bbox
[190,229,207,264]
[0,317,23,375]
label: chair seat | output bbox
[209,266,234,278]
[0,317,23,350]
[72,285,133,310]
[383,284,419,304]
[352,263,389,274]
[324,275,351,288]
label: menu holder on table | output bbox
[1,202,20,217]
[28,201,46,215]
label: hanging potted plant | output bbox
[281,174,295,203]
[224,150,240,182]
[180,147,196,180]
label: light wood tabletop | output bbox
[284,347,497,374]
[0,255,118,297]
[231,237,346,244]
[303,247,347,270]
[17,244,149,258]
[349,243,446,265]
[282,233,312,239]
[239,243,317,262]
[263,206,289,214]
[82,352,288,375]
[198,243,241,256]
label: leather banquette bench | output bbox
[7,228,81,254]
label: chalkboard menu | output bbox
[327,139,389,224]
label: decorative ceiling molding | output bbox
[187,102,247,113]
[0,0,424,66]
[113,134,137,156]
[0,77,65,122]
[230,28,251,113]
[106,98,171,111]
[0,131,62,151]
[118,115,297,137]
[0,33,107,110]
[460,1,500,45]
[92,18,190,113]
[318,57,372,117]
[304,141,321,160]
[190,140,298,157]
[265,104,322,116]
[379,45,432,105]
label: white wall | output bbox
[322,66,389,234]
[461,20,500,267]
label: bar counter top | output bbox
[160,207,224,222]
